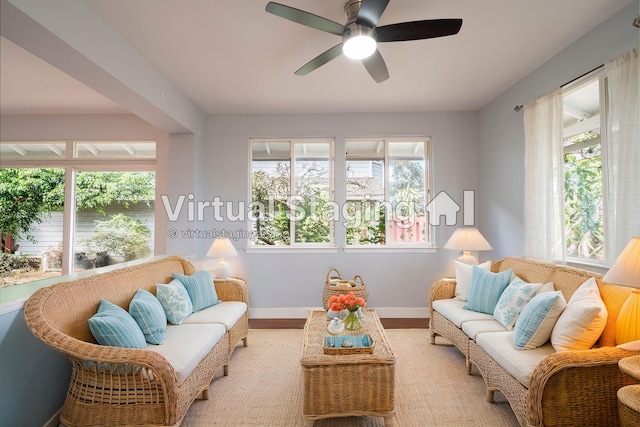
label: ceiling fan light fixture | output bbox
[342,24,376,59]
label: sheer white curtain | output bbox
[523,88,564,262]
[604,48,640,261]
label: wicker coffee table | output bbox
[301,309,396,426]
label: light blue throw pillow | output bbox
[172,270,220,312]
[129,289,167,345]
[464,267,513,315]
[156,280,193,325]
[514,290,567,350]
[493,277,543,330]
[88,299,146,348]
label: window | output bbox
[250,139,334,246]
[0,141,156,288]
[345,138,431,246]
[562,74,606,263]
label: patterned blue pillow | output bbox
[156,280,193,325]
[129,289,167,345]
[172,270,220,312]
[464,267,513,315]
[514,291,567,350]
[493,278,543,330]
[88,300,146,348]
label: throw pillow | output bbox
[550,277,608,351]
[88,299,146,348]
[172,270,220,312]
[514,291,567,350]
[617,340,640,351]
[493,277,544,330]
[156,280,193,325]
[464,267,513,314]
[129,289,167,345]
[453,260,492,301]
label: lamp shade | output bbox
[207,238,238,258]
[604,237,640,345]
[603,237,640,288]
[443,228,493,265]
[444,228,493,251]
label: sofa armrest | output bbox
[527,346,640,427]
[214,277,249,304]
[428,278,456,319]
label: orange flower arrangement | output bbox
[328,292,366,312]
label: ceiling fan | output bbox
[265,0,463,83]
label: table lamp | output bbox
[207,237,238,279]
[443,227,493,265]
[602,237,640,345]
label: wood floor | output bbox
[249,318,429,329]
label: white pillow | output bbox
[617,340,640,351]
[551,277,607,352]
[453,260,491,301]
[514,291,567,350]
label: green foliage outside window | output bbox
[564,135,604,260]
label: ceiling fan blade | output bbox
[356,0,390,28]
[376,19,463,42]
[295,44,344,76]
[362,49,389,83]
[266,2,345,36]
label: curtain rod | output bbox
[513,64,604,113]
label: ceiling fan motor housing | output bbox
[344,0,363,24]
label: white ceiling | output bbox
[0,0,634,116]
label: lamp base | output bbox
[212,259,231,279]
[456,251,479,265]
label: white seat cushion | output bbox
[433,299,494,328]
[182,301,247,331]
[462,319,507,340]
[475,331,555,387]
[146,323,226,384]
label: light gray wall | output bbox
[477,1,640,260]
[200,113,479,312]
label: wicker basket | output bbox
[322,267,368,310]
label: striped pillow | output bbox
[514,291,567,349]
[88,299,146,348]
[172,270,220,312]
[464,267,513,315]
[129,289,167,345]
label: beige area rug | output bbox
[182,329,518,427]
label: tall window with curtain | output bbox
[524,48,639,265]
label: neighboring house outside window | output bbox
[345,138,432,247]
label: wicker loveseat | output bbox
[24,256,249,427]
[428,257,639,427]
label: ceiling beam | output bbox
[1,0,205,135]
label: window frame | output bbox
[561,69,610,267]
[344,137,434,250]
[0,140,157,275]
[248,138,336,249]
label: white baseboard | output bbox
[248,307,428,319]
[43,409,61,427]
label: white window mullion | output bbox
[61,166,76,275]
[289,141,296,245]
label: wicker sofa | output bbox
[24,256,249,427]
[428,257,639,427]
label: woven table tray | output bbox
[323,334,374,355]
